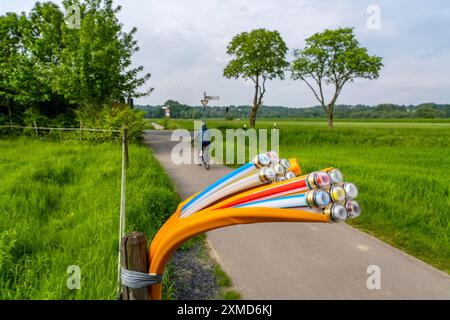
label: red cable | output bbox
[218,178,308,208]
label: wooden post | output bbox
[7,103,12,127]
[33,120,38,136]
[117,130,127,294]
[121,232,150,300]
[80,121,83,142]
[123,127,129,169]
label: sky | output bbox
[2,0,450,107]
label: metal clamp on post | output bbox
[121,268,162,289]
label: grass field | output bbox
[0,138,179,299]
[151,118,450,273]
[148,117,450,130]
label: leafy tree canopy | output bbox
[291,28,383,128]
[0,0,152,127]
[224,28,288,127]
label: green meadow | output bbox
[0,138,179,299]
[152,118,450,273]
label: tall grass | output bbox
[161,118,450,273]
[0,138,179,299]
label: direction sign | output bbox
[161,105,170,117]
[203,91,220,101]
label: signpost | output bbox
[201,91,219,120]
[161,105,170,118]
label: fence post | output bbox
[117,126,127,297]
[121,232,150,300]
[80,121,83,142]
[123,126,129,169]
[33,121,38,136]
[7,104,13,127]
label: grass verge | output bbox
[214,264,241,300]
[0,137,179,299]
[200,238,241,300]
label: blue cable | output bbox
[181,162,254,213]
[234,194,306,208]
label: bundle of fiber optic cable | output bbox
[147,151,361,299]
[178,150,361,223]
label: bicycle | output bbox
[198,142,210,170]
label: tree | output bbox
[291,28,383,128]
[0,0,153,126]
[55,0,153,110]
[0,12,21,125]
[223,29,288,127]
[163,100,192,118]
[415,104,442,118]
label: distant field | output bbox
[0,138,179,299]
[147,117,450,130]
[151,118,450,273]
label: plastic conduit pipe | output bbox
[180,153,271,216]
[322,168,344,184]
[148,206,331,300]
[344,200,361,218]
[288,158,301,176]
[341,182,358,200]
[214,171,331,209]
[299,203,349,223]
[149,196,195,258]
[151,167,301,257]
[328,185,347,203]
[180,167,276,217]
[234,190,331,209]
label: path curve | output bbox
[150,122,164,130]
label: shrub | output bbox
[76,104,145,142]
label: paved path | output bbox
[150,122,164,130]
[144,130,450,299]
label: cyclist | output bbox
[197,121,211,166]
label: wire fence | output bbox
[0,124,124,143]
[0,123,129,297]
[0,125,122,132]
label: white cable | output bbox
[235,190,330,209]
[180,153,271,216]
[180,167,276,217]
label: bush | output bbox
[1,104,145,142]
[162,117,170,129]
[76,104,145,142]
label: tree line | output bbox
[138,101,450,120]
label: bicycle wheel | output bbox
[202,145,210,170]
[198,150,202,166]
